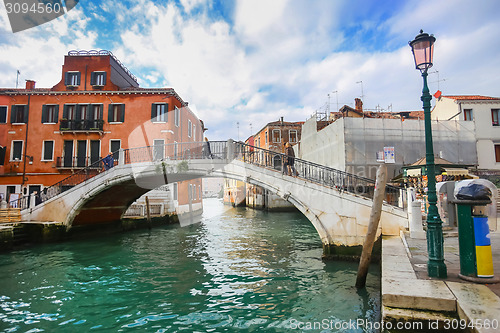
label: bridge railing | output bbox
[12,141,229,210]
[123,141,228,163]
[233,142,402,207]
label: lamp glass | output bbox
[410,32,435,72]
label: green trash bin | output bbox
[452,199,491,279]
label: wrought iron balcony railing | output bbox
[59,119,104,132]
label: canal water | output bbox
[0,198,381,332]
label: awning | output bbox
[443,168,469,176]
[406,169,421,177]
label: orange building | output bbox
[0,50,203,214]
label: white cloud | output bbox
[1,0,499,141]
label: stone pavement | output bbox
[405,231,500,297]
[381,232,500,332]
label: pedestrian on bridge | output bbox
[285,142,297,176]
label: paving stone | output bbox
[446,281,500,333]
[382,278,456,312]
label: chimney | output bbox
[25,80,35,90]
[355,98,363,112]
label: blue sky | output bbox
[1,0,500,140]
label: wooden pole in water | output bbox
[145,196,152,230]
[356,163,387,289]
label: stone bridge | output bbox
[21,140,408,257]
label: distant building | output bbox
[431,95,500,180]
[0,50,203,221]
[244,118,303,211]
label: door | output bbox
[90,140,100,166]
[28,185,41,206]
[110,140,121,160]
[63,140,73,167]
[153,139,164,161]
[77,140,87,167]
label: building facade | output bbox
[431,95,500,177]
[243,118,303,210]
[0,50,203,218]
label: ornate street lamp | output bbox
[409,30,447,278]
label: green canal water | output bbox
[0,198,381,332]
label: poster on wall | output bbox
[384,147,395,164]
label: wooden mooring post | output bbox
[145,196,152,230]
[356,164,387,289]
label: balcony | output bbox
[60,119,104,132]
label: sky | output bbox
[1,0,499,140]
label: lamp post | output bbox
[409,30,447,278]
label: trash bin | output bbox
[452,199,492,280]
[450,179,497,282]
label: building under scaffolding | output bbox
[297,116,477,181]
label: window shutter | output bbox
[0,106,6,123]
[54,105,59,123]
[41,105,47,123]
[90,72,96,86]
[75,105,81,120]
[151,104,156,121]
[99,105,103,120]
[102,72,107,85]
[165,103,169,122]
[62,104,68,119]
[64,72,70,85]
[0,146,5,166]
[76,72,81,85]
[108,104,114,122]
[23,105,29,123]
[120,104,125,122]
[10,106,16,123]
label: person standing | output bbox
[285,142,297,176]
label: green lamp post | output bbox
[409,30,447,278]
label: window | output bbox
[496,144,500,163]
[289,130,298,143]
[108,104,125,123]
[91,104,103,120]
[272,129,281,143]
[63,104,77,120]
[90,71,106,86]
[10,141,23,161]
[175,107,180,127]
[78,104,88,120]
[11,105,28,124]
[492,109,500,126]
[0,106,7,123]
[151,103,167,122]
[463,109,473,121]
[42,141,54,161]
[41,105,59,124]
[65,72,80,86]
[193,124,196,141]
[173,183,178,200]
[188,120,192,137]
[265,131,268,144]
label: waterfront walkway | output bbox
[382,231,500,332]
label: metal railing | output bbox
[59,119,104,132]
[56,156,106,169]
[233,142,401,207]
[12,140,401,210]
[12,141,228,210]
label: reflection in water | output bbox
[0,198,380,332]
